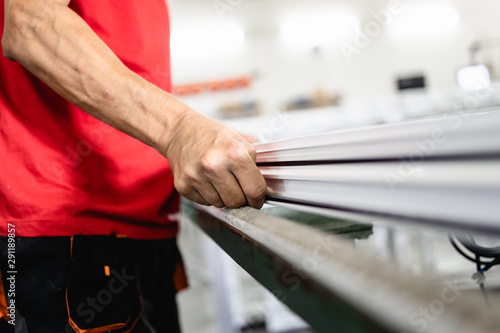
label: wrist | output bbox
[151,95,197,158]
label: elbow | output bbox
[2,1,63,62]
[1,34,17,61]
[2,2,36,62]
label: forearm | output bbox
[2,0,186,149]
[2,0,269,209]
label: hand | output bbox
[160,111,268,209]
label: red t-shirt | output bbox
[0,0,179,239]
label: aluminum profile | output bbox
[255,111,500,233]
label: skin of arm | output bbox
[2,0,268,209]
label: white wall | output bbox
[168,0,500,118]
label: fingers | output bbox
[244,140,257,163]
[182,189,210,206]
[172,127,267,209]
[226,144,267,209]
[209,140,266,209]
[196,142,266,209]
[195,183,225,208]
[231,165,267,209]
[210,172,247,208]
[175,173,225,207]
[214,141,266,209]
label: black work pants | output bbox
[0,236,182,333]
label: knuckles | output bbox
[199,152,223,175]
[229,143,250,164]
[247,144,257,158]
[172,131,265,208]
[199,142,249,174]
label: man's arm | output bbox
[2,0,267,208]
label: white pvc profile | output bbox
[256,111,500,164]
[255,111,500,232]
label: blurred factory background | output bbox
[168,0,500,122]
[166,1,500,332]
